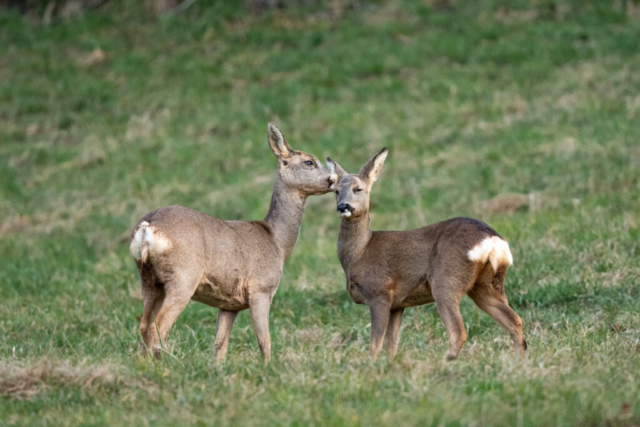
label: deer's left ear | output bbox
[326,157,348,188]
[359,147,388,184]
[268,122,294,159]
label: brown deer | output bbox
[129,123,336,362]
[326,148,526,361]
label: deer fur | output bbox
[327,148,526,361]
[129,123,336,362]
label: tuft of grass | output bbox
[0,359,157,401]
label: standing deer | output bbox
[326,148,526,361]
[129,123,336,362]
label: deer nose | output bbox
[337,203,354,213]
[328,177,335,189]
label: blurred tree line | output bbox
[0,0,334,17]
[1,0,638,29]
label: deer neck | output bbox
[338,214,372,267]
[263,174,307,261]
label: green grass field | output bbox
[1,0,640,425]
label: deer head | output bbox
[268,123,335,196]
[326,147,388,219]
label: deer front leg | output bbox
[214,309,239,362]
[368,300,391,361]
[249,294,272,363]
[385,308,404,360]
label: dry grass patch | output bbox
[484,193,530,215]
[0,215,31,237]
[0,359,157,401]
[494,7,538,24]
[480,192,560,215]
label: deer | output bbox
[129,123,337,363]
[326,148,526,361]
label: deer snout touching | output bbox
[328,177,335,190]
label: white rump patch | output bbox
[145,227,172,255]
[129,221,172,263]
[468,236,513,272]
[339,211,352,218]
[129,221,148,261]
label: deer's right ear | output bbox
[326,157,347,188]
[359,147,388,185]
[268,122,293,159]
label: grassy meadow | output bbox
[1,0,640,425]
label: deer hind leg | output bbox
[384,308,404,360]
[139,268,162,357]
[214,309,239,362]
[469,282,526,359]
[368,300,391,361]
[140,291,158,357]
[249,294,272,363]
[433,287,467,361]
[142,272,197,359]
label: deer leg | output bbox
[368,301,391,361]
[384,308,404,360]
[469,286,526,358]
[433,290,466,361]
[249,294,272,363]
[139,276,163,357]
[145,277,195,359]
[213,309,239,362]
[140,296,157,357]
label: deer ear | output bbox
[326,157,348,188]
[268,122,293,159]
[358,147,388,184]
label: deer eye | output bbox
[353,188,363,193]
[304,160,314,166]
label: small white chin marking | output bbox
[339,211,352,218]
[330,183,335,190]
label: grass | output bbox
[1,0,640,425]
